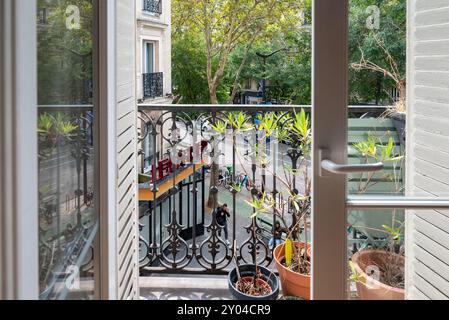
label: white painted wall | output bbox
[406,0,449,300]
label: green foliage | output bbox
[227,112,252,131]
[172,0,405,106]
[226,28,312,105]
[172,0,307,104]
[349,0,406,105]
[172,32,229,103]
[349,260,365,283]
[354,133,404,163]
[245,192,274,218]
[38,113,78,138]
[38,0,93,105]
[382,224,403,245]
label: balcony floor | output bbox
[140,275,232,300]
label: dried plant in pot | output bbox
[228,257,280,300]
[350,212,405,300]
[351,248,405,300]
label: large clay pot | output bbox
[351,250,405,300]
[273,242,311,300]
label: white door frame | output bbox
[312,0,449,300]
[311,0,349,300]
[0,0,120,300]
[98,0,119,300]
[0,0,39,300]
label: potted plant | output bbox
[228,243,280,300]
[349,133,405,300]
[208,112,281,300]
[244,110,313,300]
[350,222,405,300]
[215,110,312,300]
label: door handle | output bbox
[321,159,384,174]
[319,149,383,176]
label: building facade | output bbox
[136,0,172,104]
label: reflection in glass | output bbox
[347,0,406,300]
[37,0,97,300]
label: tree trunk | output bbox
[207,163,219,209]
[209,85,219,104]
[206,87,219,208]
[229,43,253,104]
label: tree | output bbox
[173,0,306,104]
[349,0,406,109]
[173,0,307,207]
[225,27,312,105]
[172,31,229,104]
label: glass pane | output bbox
[146,43,155,73]
[348,0,407,198]
[347,209,406,300]
[37,0,97,300]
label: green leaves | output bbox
[245,192,274,218]
[228,112,253,131]
[349,260,364,284]
[54,113,78,136]
[354,134,377,158]
[38,113,54,135]
[354,133,404,163]
[210,120,228,134]
[258,112,276,137]
[230,183,242,194]
[382,224,403,244]
[292,109,311,151]
[38,112,78,138]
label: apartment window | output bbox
[144,42,155,74]
[142,41,163,99]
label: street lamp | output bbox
[256,47,291,103]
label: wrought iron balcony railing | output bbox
[137,104,390,275]
[143,0,162,15]
[143,72,164,100]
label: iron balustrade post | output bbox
[232,127,237,250]
[151,120,159,255]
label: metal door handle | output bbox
[319,149,383,176]
[321,159,384,174]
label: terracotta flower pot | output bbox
[351,250,405,300]
[273,242,311,300]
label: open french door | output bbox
[312,0,449,300]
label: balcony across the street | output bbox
[143,0,162,15]
[143,72,164,100]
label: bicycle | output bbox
[238,173,253,191]
[218,166,234,189]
